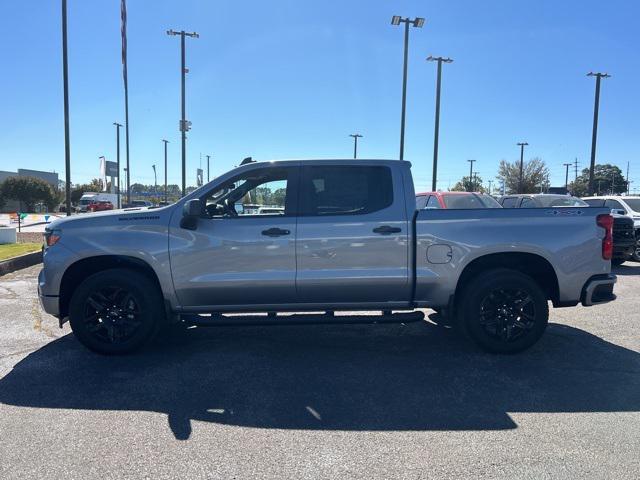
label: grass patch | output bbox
[0,243,42,261]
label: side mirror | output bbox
[181,199,202,230]
[611,208,626,216]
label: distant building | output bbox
[0,168,59,212]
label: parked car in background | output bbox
[122,200,154,209]
[416,191,502,209]
[498,194,635,265]
[87,200,114,213]
[498,194,587,208]
[77,193,120,212]
[583,196,640,262]
[39,159,616,355]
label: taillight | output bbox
[597,214,613,260]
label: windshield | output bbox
[623,199,640,212]
[537,196,588,207]
[443,194,502,209]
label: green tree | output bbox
[569,164,627,196]
[451,175,485,193]
[0,176,57,212]
[497,157,549,194]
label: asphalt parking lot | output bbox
[1,265,639,479]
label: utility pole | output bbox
[587,72,610,195]
[152,164,157,201]
[61,0,72,216]
[427,55,453,191]
[113,122,122,208]
[206,154,211,182]
[467,159,476,192]
[162,139,169,203]
[517,142,528,193]
[626,161,630,195]
[391,15,425,161]
[574,157,579,181]
[167,29,199,197]
[563,162,572,190]
[488,179,493,195]
[349,134,363,159]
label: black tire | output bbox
[456,268,549,354]
[69,268,164,355]
[632,238,640,262]
[611,258,626,267]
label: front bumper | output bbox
[581,274,617,306]
[38,268,60,317]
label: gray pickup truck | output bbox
[39,159,616,355]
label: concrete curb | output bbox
[0,250,43,277]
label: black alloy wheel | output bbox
[478,288,537,343]
[458,268,549,354]
[69,268,164,354]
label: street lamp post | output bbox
[349,134,363,159]
[467,159,476,192]
[427,55,453,191]
[61,0,72,216]
[517,142,528,193]
[586,72,610,196]
[563,162,572,190]
[152,165,157,202]
[206,154,211,182]
[391,15,425,161]
[162,139,169,203]
[113,122,122,208]
[167,29,199,197]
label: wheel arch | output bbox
[59,255,165,319]
[454,252,560,306]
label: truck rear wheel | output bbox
[68,268,164,355]
[457,268,548,354]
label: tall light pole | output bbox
[162,139,169,203]
[517,142,528,193]
[206,154,211,181]
[152,165,157,202]
[563,162,572,190]
[167,29,199,197]
[586,72,610,195]
[61,0,72,216]
[467,159,476,192]
[113,122,122,208]
[488,179,493,195]
[427,55,453,191]
[391,15,425,161]
[349,134,363,159]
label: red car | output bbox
[416,191,501,209]
[87,200,114,212]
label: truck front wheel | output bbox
[68,268,164,355]
[457,268,549,354]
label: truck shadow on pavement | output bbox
[1,320,639,440]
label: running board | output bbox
[181,311,425,327]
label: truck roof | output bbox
[240,158,408,167]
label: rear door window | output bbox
[520,197,536,208]
[501,197,518,208]
[300,165,393,216]
[426,196,441,209]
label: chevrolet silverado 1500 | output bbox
[39,159,616,354]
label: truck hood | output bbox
[48,206,173,231]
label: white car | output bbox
[583,196,640,261]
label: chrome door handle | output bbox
[373,225,401,235]
[261,227,290,237]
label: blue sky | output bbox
[1,0,638,192]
